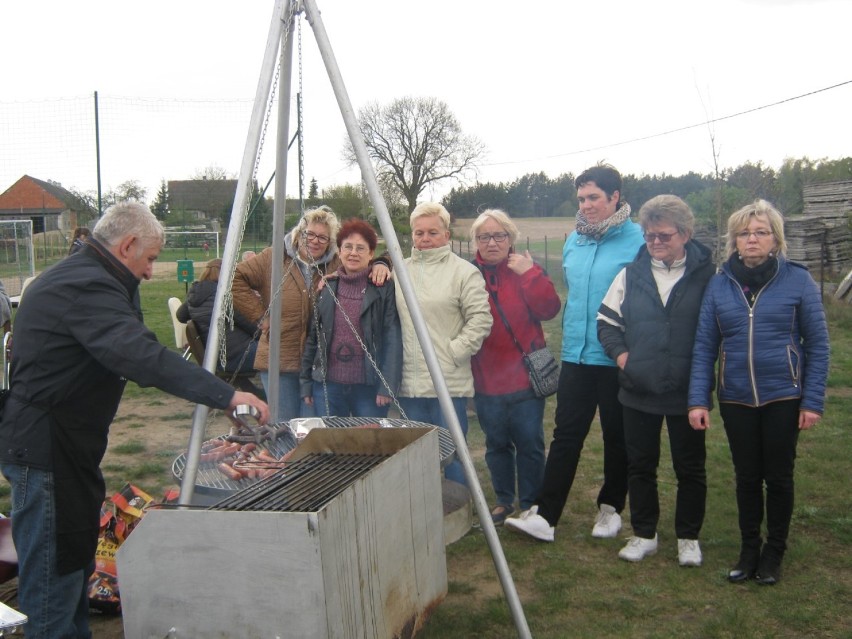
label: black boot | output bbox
[728,541,761,583]
[755,548,783,586]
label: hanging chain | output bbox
[217,0,297,378]
[297,17,306,214]
[308,266,408,421]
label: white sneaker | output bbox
[591,504,622,538]
[678,539,703,567]
[504,505,555,542]
[618,535,658,562]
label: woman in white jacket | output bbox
[395,202,492,485]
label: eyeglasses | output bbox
[302,230,330,245]
[476,232,510,244]
[340,243,369,254]
[736,229,773,240]
[644,231,678,243]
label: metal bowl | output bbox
[233,404,260,420]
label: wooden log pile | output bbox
[803,180,852,217]
[798,180,852,277]
[784,215,850,276]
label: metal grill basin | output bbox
[118,427,447,639]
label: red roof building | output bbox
[0,175,94,234]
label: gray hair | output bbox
[410,202,451,231]
[93,201,165,252]
[290,205,340,252]
[725,199,787,258]
[638,195,695,238]
[469,209,520,245]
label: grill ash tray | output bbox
[172,416,456,496]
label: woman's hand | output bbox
[688,408,711,431]
[303,396,314,407]
[376,395,391,407]
[369,262,391,286]
[507,250,534,275]
[616,352,629,370]
[799,410,820,430]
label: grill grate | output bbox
[210,452,388,512]
[172,417,456,496]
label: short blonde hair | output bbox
[290,205,340,253]
[726,199,787,258]
[410,202,451,231]
[469,209,520,245]
[638,195,695,238]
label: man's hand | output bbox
[228,391,270,425]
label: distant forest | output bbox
[442,157,852,226]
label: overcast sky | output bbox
[2,0,850,207]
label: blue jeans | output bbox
[474,391,546,510]
[1,464,93,639]
[399,396,469,486]
[312,381,388,418]
[260,371,315,423]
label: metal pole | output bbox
[301,2,531,636]
[268,4,297,421]
[179,0,289,506]
[94,91,102,216]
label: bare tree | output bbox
[345,96,485,213]
[191,165,232,181]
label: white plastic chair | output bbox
[167,297,191,360]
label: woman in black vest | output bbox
[597,195,715,566]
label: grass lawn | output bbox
[2,263,850,638]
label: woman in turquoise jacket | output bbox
[506,164,644,542]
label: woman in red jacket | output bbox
[470,209,561,524]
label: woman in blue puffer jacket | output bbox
[688,200,829,586]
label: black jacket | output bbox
[598,240,715,415]
[0,239,235,574]
[299,278,402,401]
[177,279,258,372]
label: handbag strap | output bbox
[487,289,529,359]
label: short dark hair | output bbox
[337,218,378,251]
[575,164,623,202]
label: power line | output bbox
[485,80,852,167]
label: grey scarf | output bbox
[575,202,632,241]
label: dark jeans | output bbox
[313,381,388,419]
[623,407,706,539]
[720,400,800,557]
[535,362,628,527]
[399,396,469,486]
[474,391,546,510]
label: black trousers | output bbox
[720,400,801,557]
[536,362,628,526]
[623,407,707,539]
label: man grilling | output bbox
[0,201,268,639]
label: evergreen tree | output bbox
[151,180,169,220]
